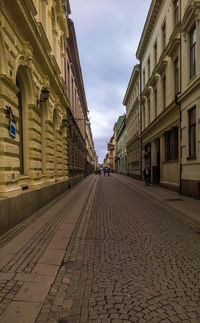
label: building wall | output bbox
[137,0,181,191]
[123,65,141,179]
[180,0,200,198]
[0,0,89,234]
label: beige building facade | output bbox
[180,0,200,198]
[123,65,141,179]
[137,0,181,191]
[134,0,200,198]
[0,0,91,234]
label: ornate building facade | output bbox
[0,0,93,234]
[136,0,181,190]
[123,65,141,179]
[116,115,127,175]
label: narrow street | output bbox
[0,174,200,323]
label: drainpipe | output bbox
[139,62,143,181]
[176,0,182,195]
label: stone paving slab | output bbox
[0,175,97,323]
[0,301,42,323]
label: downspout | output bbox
[176,0,182,195]
[139,62,143,181]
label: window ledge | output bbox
[162,159,179,164]
[187,156,196,160]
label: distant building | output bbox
[116,115,127,175]
[123,65,141,179]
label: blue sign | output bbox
[9,121,16,138]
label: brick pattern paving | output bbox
[0,176,96,321]
[36,175,200,323]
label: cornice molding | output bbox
[136,0,163,60]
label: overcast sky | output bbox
[70,0,152,163]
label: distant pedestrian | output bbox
[143,166,150,186]
[103,167,106,176]
[107,168,110,176]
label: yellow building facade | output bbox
[123,65,141,179]
[0,0,90,234]
[137,0,181,191]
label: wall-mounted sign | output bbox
[9,120,16,138]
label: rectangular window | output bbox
[165,127,178,161]
[162,22,166,50]
[148,97,150,124]
[189,107,196,158]
[67,62,70,99]
[154,88,157,118]
[143,69,145,89]
[190,25,196,79]
[174,57,179,95]
[147,57,150,79]
[154,41,157,67]
[143,105,146,129]
[174,0,179,27]
[162,75,166,109]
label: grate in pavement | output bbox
[166,198,184,202]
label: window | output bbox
[143,69,145,89]
[162,22,166,50]
[143,104,146,129]
[147,57,150,79]
[174,57,179,95]
[174,0,179,27]
[148,97,150,124]
[165,127,178,161]
[162,75,166,109]
[189,107,196,158]
[154,41,157,66]
[190,25,196,79]
[154,87,157,117]
[67,62,70,99]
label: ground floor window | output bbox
[188,106,196,158]
[165,127,178,161]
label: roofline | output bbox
[123,64,140,106]
[136,0,163,61]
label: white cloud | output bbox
[70,0,152,161]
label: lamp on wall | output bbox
[37,88,50,105]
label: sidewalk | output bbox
[0,175,97,323]
[115,173,200,230]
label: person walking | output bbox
[103,167,106,176]
[143,166,151,186]
[107,168,110,176]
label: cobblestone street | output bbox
[1,174,200,323]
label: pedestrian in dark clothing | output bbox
[107,168,110,176]
[103,167,106,176]
[143,166,151,186]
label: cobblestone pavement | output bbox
[35,174,200,323]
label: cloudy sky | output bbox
[70,0,152,163]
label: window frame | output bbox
[174,56,179,95]
[162,21,166,50]
[190,25,196,79]
[188,106,196,158]
[162,75,166,109]
[173,0,179,27]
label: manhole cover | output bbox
[166,198,184,202]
